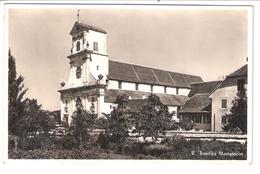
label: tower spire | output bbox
[77,10,80,22]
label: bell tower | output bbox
[59,17,109,124]
[66,21,108,87]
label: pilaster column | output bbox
[97,87,105,118]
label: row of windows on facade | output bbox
[76,41,98,52]
[191,115,211,124]
[64,97,95,111]
[116,81,183,95]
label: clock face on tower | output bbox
[76,66,82,79]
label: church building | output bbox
[58,21,203,125]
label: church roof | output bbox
[108,60,203,89]
[70,22,107,35]
[188,80,222,98]
[179,93,211,113]
[104,89,188,106]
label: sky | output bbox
[9,7,248,110]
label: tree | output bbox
[223,89,247,134]
[18,98,55,138]
[105,94,130,144]
[8,50,28,151]
[135,94,172,141]
[69,97,96,148]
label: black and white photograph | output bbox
[4,3,252,161]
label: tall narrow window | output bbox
[221,99,227,109]
[63,114,69,124]
[76,41,80,51]
[118,81,122,89]
[64,100,68,113]
[93,42,98,51]
[135,83,139,91]
[195,115,202,123]
[176,88,179,95]
[164,86,167,94]
[151,85,153,92]
[237,79,245,91]
[203,115,211,124]
[222,116,227,124]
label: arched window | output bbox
[76,41,80,51]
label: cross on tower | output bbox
[77,10,80,22]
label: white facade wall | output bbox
[89,54,108,84]
[66,61,84,88]
[166,87,177,95]
[211,86,238,132]
[122,82,136,91]
[211,83,248,132]
[107,80,119,89]
[103,102,114,115]
[178,88,190,96]
[153,85,165,93]
[61,97,75,124]
[72,30,107,55]
[85,30,107,55]
[139,84,151,92]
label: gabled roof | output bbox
[104,89,188,106]
[210,64,248,94]
[227,64,247,78]
[179,93,211,113]
[188,81,222,98]
[108,60,203,89]
[70,22,107,35]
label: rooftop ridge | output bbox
[190,80,222,85]
[109,59,202,78]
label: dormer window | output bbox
[76,41,80,51]
[93,42,98,51]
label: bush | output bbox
[8,148,104,159]
[17,134,53,150]
[144,144,171,157]
[93,118,108,129]
[96,132,110,149]
[52,135,77,150]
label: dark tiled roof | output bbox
[179,93,211,113]
[213,64,248,90]
[70,22,107,35]
[108,60,203,88]
[188,81,222,98]
[104,89,188,106]
[227,64,247,77]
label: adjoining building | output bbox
[178,81,222,131]
[58,21,203,125]
[210,65,248,132]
